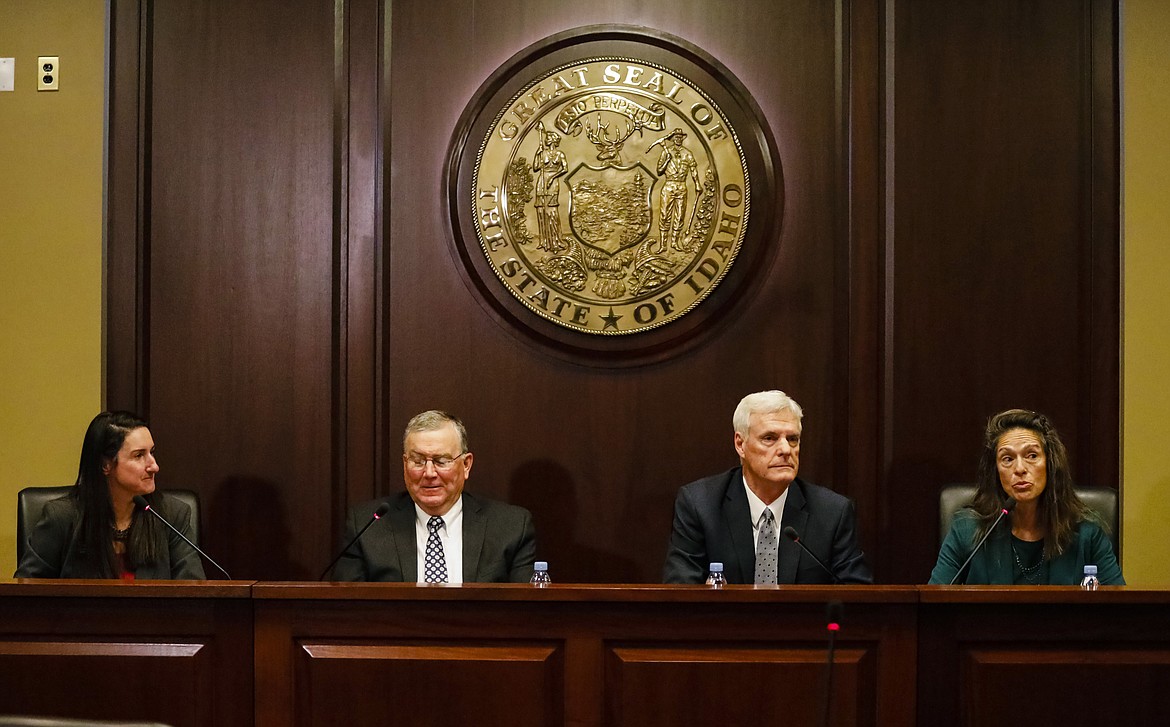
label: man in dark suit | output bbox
[663,391,872,584]
[332,410,536,583]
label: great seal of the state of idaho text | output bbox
[471,57,751,335]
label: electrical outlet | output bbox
[38,55,59,91]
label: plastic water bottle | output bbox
[530,561,551,587]
[1080,564,1099,591]
[705,562,727,588]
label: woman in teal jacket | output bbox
[930,409,1123,586]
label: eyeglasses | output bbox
[404,452,467,472]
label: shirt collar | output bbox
[414,494,463,526]
[742,475,789,530]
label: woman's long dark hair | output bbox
[969,409,1098,559]
[72,411,167,576]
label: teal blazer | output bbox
[929,510,1124,585]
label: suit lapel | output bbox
[388,494,418,582]
[777,480,808,584]
[985,528,1013,585]
[720,470,756,582]
[462,494,484,582]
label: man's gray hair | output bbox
[732,391,803,436]
[403,410,469,453]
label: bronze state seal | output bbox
[472,57,750,335]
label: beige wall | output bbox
[1122,0,1170,586]
[0,1,105,573]
[0,1,1166,583]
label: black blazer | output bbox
[14,493,206,579]
[332,491,537,583]
[662,467,872,584]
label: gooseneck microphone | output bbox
[948,497,1017,585]
[821,600,843,727]
[133,494,232,579]
[318,502,391,580]
[782,526,840,584]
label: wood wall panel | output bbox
[106,0,1119,585]
[887,0,1119,580]
[110,0,340,579]
[384,0,854,583]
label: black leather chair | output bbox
[16,486,201,564]
[938,483,1120,562]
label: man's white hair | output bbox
[732,390,804,435]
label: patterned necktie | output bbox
[423,516,448,584]
[754,508,778,585]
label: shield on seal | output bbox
[566,162,655,257]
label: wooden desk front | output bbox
[5,582,1168,727]
[0,580,255,727]
[917,586,1170,727]
[253,583,918,727]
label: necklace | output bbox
[112,525,131,541]
[1011,542,1045,585]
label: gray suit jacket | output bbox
[662,467,873,584]
[15,493,206,579]
[332,491,537,583]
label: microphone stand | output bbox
[948,498,1017,585]
[821,601,843,727]
[133,495,232,579]
[318,503,390,580]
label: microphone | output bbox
[318,502,391,580]
[133,494,231,579]
[948,497,1017,585]
[821,600,843,727]
[782,526,840,584]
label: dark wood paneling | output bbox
[0,581,254,727]
[298,642,562,726]
[10,583,1170,726]
[918,587,1170,726]
[608,645,871,726]
[105,0,1119,585]
[963,648,1170,726]
[384,0,851,584]
[886,0,1119,581]
[252,583,918,727]
[0,641,208,726]
[109,0,340,579]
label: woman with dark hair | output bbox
[15,411,205,579]
[929,409,1123,585]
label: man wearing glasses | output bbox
[333,410,537,582]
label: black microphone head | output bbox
[1002,497,1017,513]
[132,495,149,509]
[374,502,391,517]
[782,525,800,541]
[826,600,844,627]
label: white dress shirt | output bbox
[743,476,790,551]
[414,496,464,584]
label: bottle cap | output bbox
[1084,564,1098,575]
[709,562,724,572]
[534,561,548,571]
